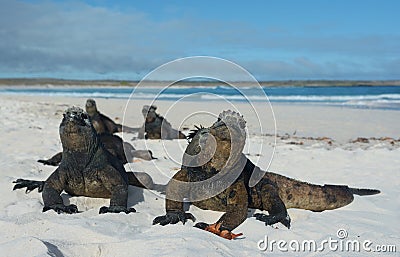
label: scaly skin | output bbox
[138,105,186,140]
[153,110,380,239]
[14,107,158,214]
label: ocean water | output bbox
[1,85,399,110]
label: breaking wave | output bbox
[0,85,399,110]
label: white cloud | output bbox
[0,0,399,80]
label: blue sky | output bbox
[0,0,399,80]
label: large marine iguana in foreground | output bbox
[138,105,186,140]
[13,107,161,214]
[153,110,380,239]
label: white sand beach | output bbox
[0,94,399,256]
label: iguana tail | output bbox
[349,188,380,196]
[265,172,380,212]
[126,172,166,194]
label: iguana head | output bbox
[185,110,246,172]
[85,98,98,117]
[59,107,98,152]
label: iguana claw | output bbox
[254,213,291,229]
[43,204,78,214]
[13,179,45,193]
[153,211,196,226]
[195,222,243,240]
[37,159,59,166]
[99,206,136,214]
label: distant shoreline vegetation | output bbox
[0,78,399,87]
[0,78,400,87]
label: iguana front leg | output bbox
[153,168,195,225]
[99,167,135,214]
[42,170,78,214]
[194,182,247,239]
[13,171,78,214]
[98,184,136,214]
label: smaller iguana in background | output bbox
[138,105,186,140]
[85,98,139,134]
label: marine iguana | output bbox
[138,105,186,140]
[153,110,380,239]
[38,99,156,166]
[38,133,156,166]
[13,107,160,214]
[85,98,138,134]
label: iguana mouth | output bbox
[61,107,91,128]
[62,119,88,133]
[61,114,90,133]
